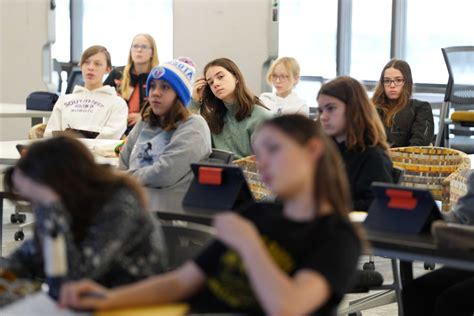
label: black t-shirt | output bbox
[189,203,361,315]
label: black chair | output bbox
[204,149,234,164]
[435,46,474,153]
[1,184,33,242]
[362,167,405,271]
[344,167,406,315]
[160,220,215,271]
[65,67,84,94]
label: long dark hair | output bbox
[318,76,389,152]
[3,136,147,243]
[372,59,413,127]
[200,58,265,134]
[258,115,352,221]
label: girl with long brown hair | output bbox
[1,136,166,287]
[318,76,393,211]
[119,58,212,191]
[59,115,361,315]
[104,34,159,134]
[189,57,272,159]
[372,59,434,147]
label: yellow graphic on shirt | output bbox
[207,235,295,309]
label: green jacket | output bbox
[189,100,273,159]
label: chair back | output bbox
[206,149,234,164]
[161,221,215,270]
[65,67,84,94]
[442,46,474,105]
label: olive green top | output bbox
[189,100,273,159]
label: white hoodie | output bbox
[44,85,128,139]
[259,91,309,117]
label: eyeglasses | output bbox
[383,78,405,86]
[131,44,151,51]
[271,74,289,81]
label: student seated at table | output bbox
[372,59,434,147]
[317,76,393,211]
[402,171,474,316]
[259,57,309,116]
[119,58,212,191]
[44,45,128,140]
[59,115,362,315]
[104,34,159,134]
[189,57,272,159]
[0,136,166,287]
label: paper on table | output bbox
[0,292,90,316]
[96,304,189,316]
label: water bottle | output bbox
[43,221,68,301]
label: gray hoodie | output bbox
[119,114,212,191]
[444,171,474,225]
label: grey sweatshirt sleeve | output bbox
[445,171,474,225]
[130,115,212,188]
[118,120,143,170]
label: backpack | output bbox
[26,91,59,111]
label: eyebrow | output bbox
[383,76,404,79]
[206,71,224,81]
[318,102,336,108]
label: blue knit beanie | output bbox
[146,57,196,106]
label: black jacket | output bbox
[104,66,149,109]
[336,141,394,212]
[378,99,434,148]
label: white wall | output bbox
[173,0,276,95]
[1,0,276,139]
[0,0,52,140]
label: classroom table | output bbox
[0,138,120,166]
[0,290,189,315]
[157,211,473,270]
[152,198,474,270]
[0,103,52,126]
[368,229,474,272]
